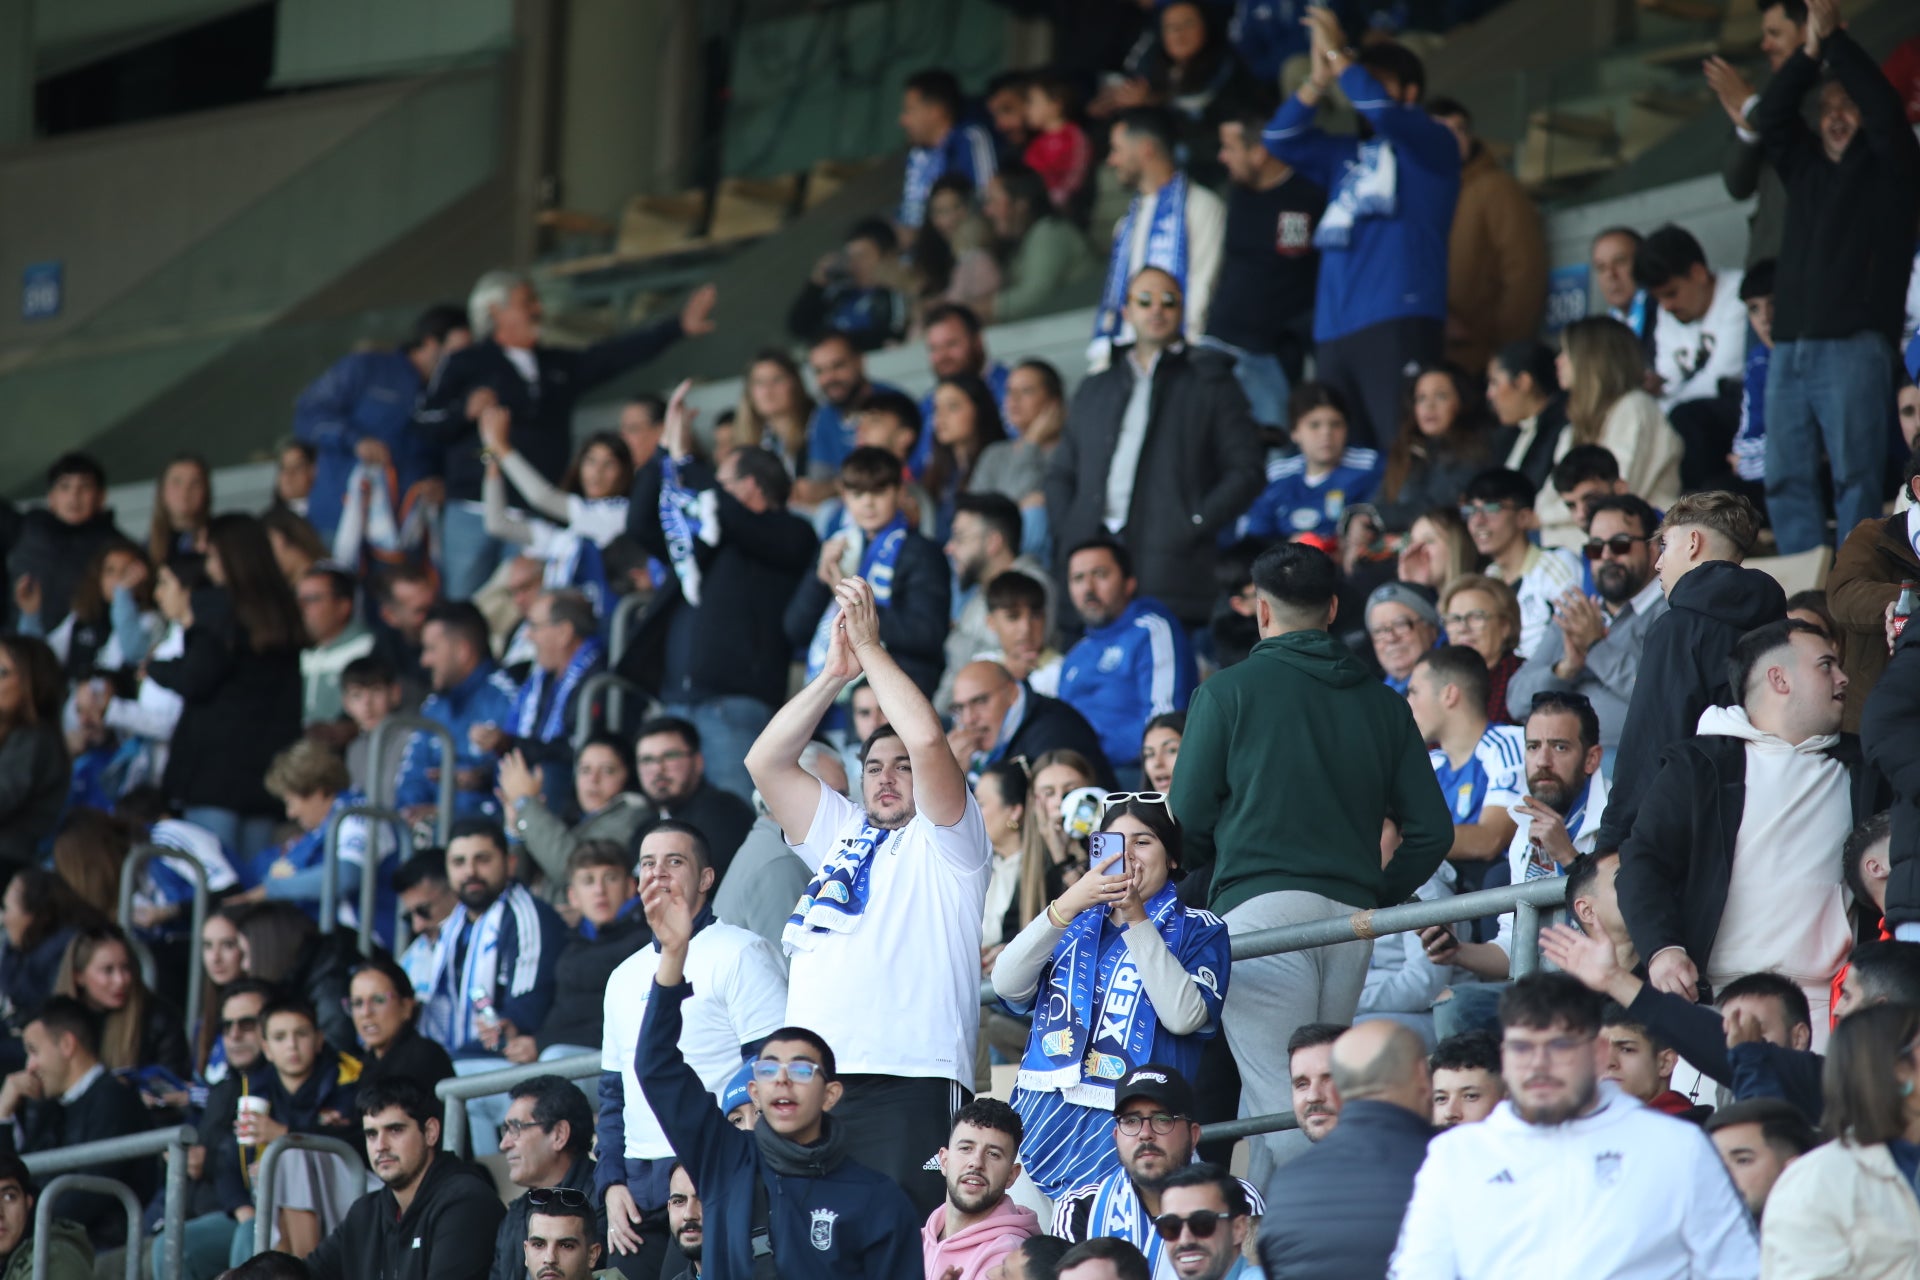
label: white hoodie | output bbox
[1693,705,1853,988]
[1388,1082,1758,1279]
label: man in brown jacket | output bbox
[1827,446,1920,730]
[1430,99,1547,375]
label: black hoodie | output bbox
[305,1149,505,1280]
[1594,560,1785,852]
[5,506,126,631]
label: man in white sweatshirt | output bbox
[1615,617,1870,1045]
[1388,973,1758,1279]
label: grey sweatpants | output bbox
[1222,889,1374,1186]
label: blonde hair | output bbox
[1560,316,1645,445]
[1439,573,1521,657]
[733,350,815,465]
[264,740,350,801]
[55,925,148,1071]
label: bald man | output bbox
[1257,1023,1437,1280]
[946,660,1115,786]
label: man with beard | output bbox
[922,1099,1040,1280]
[423,821,569,1155]
[944,661,1112,787]
[1507,496,1669,753]
[1387,975,1756,1278]
[1157,1165,1263,1280]
[1052,1066,1264,1274]
[938,492,1050,707]
[663,1165,704,1280]
[801,333,901,504]
[521,1197,602,1280]
[630,718,754,873]
[1288,1024,1346,1144]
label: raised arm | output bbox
[745,624,858,841]
[836,576,967,826]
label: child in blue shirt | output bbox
[1236,382,1380,542]
[1731,260,1774,485]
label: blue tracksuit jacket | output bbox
[1058,596,1197,769]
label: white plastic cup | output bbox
[236,1096,269,1144]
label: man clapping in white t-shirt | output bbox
[746,576,992,1215]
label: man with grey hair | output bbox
[416,271,719,599]
[1257,1022,1435,1279]
[711,741,847,963]
[471,588,606,812]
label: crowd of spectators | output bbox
[4,1,1920,1278]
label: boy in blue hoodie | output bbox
[636,876,921,1280]
[1263,12,1460,450]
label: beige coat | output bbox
[1761,1140,1920,1280]
[1535,390,1684,549]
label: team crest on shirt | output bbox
[1289,508,1321,532]
[810,1208,838,1251]
[1097,645,1126,673]
[1594,1151,1623,1187]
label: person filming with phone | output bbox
[990,797,1231,1199]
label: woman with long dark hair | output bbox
[992,797,1230,1198]
[349,952,454,1096]
[24,536,162,680]
[925,372,1012,540]
[1373,364,1499,532]
[481,407,634,610]
[228,901,359,1054]
[0,636,69,869]
[148,454,211,564]
[0,869,95,1070]
[147,514,304,859]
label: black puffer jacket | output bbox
[1045,345,1263,627]
[1863,628,1920,931]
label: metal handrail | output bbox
[368,714,459,845]
[32,1176,141,1280]
[436,1051,600,1157]
[250,1134,366,1259]
[572,672,655,751]
[119,844,211,1042]
[606,593,653,729]
[22,1126,195,1280]
[319,804,412,956]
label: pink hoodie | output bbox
[921,1197,1043,1280]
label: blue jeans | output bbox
[1198,337,1291,428]
[184,807,279,862]
[154,1212,251,1280]
[1764,333,1895,553]
[441,503,510,602]
[1433,982,1508,1041]
[452,1054,513,1155]
[664,696,774,804]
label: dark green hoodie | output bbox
[1170,629,1452,915]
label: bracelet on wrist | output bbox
[1046,901,1070,928]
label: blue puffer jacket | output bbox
[395,663,520,818]
[293,348,438,540]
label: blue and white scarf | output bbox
[1314,138,1398,249]
[542,530,611,619]
[1020,883,1188,1107]
[1086,1169,1167,1275]
[512,636,603,743]
[332,461,439,570]
[1094,174,1191,344]
[659,456,719,607]
[782,822,893,954]
[422,884,543,1051]
[803,515,908,681]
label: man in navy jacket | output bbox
[636,876,920,1280]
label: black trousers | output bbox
[1313,315,1446,451]
[832,1073,970,1216]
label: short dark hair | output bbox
[1564,852,1611,931]
[951,1096,1024,1147]
[1500,972,1603,1036]
[953,491,1022,553]
[636,716,700,754]
[1844,811,1893,910]
[27,996,99,1059]
[1739,258,1776,301]
[1056,1238,1150,1280]
[0,1151,33,1202]
[1357,41,1426,97]
[1013,1237,1073,1280]
[923,301,982,337]
[1413,644,1492,718]
[1493,341,1560,395]
[394,849,450,894]
[730,445,793,509]
[1067,537,1132,581]
[1463,466,1538,509]
[1714,971,1812,1033]
[1844,940,1920,1007]
[409,304,469,351]
[1251,542,1338,614]
[508,1074,595,1156]
[1159,1162,1248,1216]
[638,819,712,873]
[224,1252,314,1280]
[1287,1022,1347,1059]
[575,730,635,784]
[994,163,1053,221]
[761,1027,837,1079]
[1760,0,1809,26]
[845,216,899,255]
[260,996,321,1033]
[340,655,399,692]
[904,68,963,120]
[1632,224,1710,291]
[1526,690,1601,753]
[423,601,492,659]
[858,389,924,446]
[1426,95,1470,124]
[1430,1030,1502,1076]
[447,817,510,859]
[1727,617,1825,705]
[627,393,668,422]
[358,1076,442,1132]
[1112,106,1177,158]
[541,589,597,641]
[565,838,633,880]
[1703,1096,1817,1155]
[1599,1000,1671,1056]
[858,725,906,768]
[47,452,107,490]
[221,977,281,1012]
[1584,494,1659,539]
[985,569,1048,614]
[842,445,904,493]
[1287,380,1353,432]
[1551,444,1621,493]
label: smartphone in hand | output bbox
[1089,830,1128,878]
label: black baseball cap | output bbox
[1112,1064,1194,1116]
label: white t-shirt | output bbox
[1653,268,1747,411]
[785,782,992,1083]
[601,921,789,1161]
[1503,545,1585,662]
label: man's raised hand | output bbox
[834,577,883,653]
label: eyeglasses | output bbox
[1152,1211,1229,1241]
[1102,792,1167,811]
[637,750,692,769]
[1582,534,1650,560]
[347,993,393,1012]
[525,1186,589,1210]
[1443,610,1492,630]
[1114,1112,1183,1135]
[750,1059,822,1083]
[1501,1034,1593,1062]
[1368,618,1422,641]
[1130,292,1182,311]
[1458,501,1515,520]
[220,1016,260,1034]
[501,1119,553,1139]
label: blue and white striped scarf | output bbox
[512,636,602,743]
[804,516,908,682]
[782,822,893,954]
[422,885,545,1051]
[1094,173,1191,344]
[1020,882,1187,1107]
[658,456,718,607]
[1087,1168,1167,1275]
[1314,138,1398,249]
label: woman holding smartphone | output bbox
[990,796,1231,1197]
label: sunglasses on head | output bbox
[1152,1210,1230,1241]
[1102,791,1167,811]
[1582,534,1650,560]
[526,1186,590,1211]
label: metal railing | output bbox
[22,1126,195,1280]
[608,592,650,668]
[319,804,413,956]
[367,714,459,846]
[33,1176,142,1280]
[572,672,656,751]
[119,845,211,1041]
[251,1134,366,1258]
[436,1051,600,1157]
